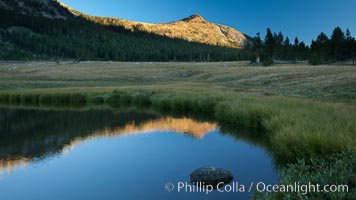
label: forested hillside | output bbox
[0,5,246,61]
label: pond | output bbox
[0,107,278,200]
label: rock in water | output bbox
[190,166,233,188]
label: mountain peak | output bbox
[182,14,206,23]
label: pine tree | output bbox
[330,27,347,61]
[346,28,352,41]
[252,32,262,64]
[352,38,356,65]
[264,28,275,57]
[294,37,300,60]
[277,32,284,44]
[263,28,274,65]
[294,37,299,47]
[298,42,308,60]
[345,28,353,59]
[282,37,292,60]
[284,37,290,46]
[274,32,284,60]
[309,32,330,65]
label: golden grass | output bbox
[1,61,355,102]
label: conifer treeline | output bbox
[0,9,247,61]
[309,27,356,65]
[247,27,356,65]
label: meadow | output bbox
[1,61,355,101]
[0,61,355,198]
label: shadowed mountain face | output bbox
[0,0,250,48]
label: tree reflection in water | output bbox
[0,107,217,172]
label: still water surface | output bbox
[0,108,278,200]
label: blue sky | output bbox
[61,0,356,45]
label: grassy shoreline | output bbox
[1,88,354,164]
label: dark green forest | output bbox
[0,8,247,62]
[309,27,356,65]
[247,27,356,65]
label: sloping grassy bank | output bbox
[0,88,355,198]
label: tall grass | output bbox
[0,92,87,106]
[214,96,356,163]
[253,148,356,199]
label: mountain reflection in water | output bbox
[0,108,216,172]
